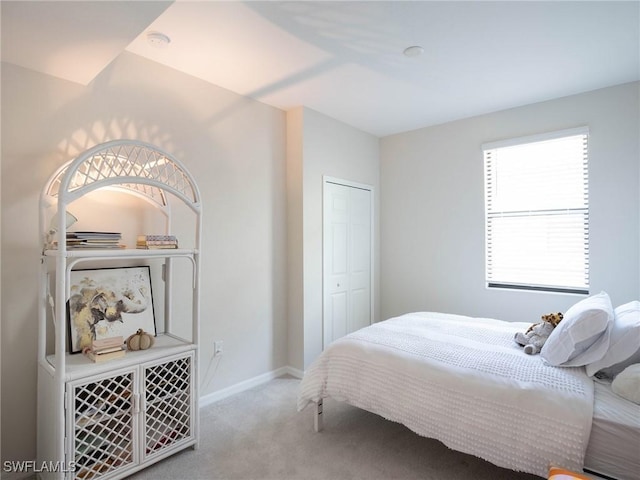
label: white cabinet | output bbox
[66,352,194,479]
[68,367,138,478]
[140,353,194,459]
[37,140,202,479]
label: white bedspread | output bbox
[298,312,594,478]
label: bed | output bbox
[297,311,640,479]
[585,379,640,479]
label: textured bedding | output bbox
[585,380,640,479]
[298,312,595,478]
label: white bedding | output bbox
[585,380,640,480]
[298,312,595,478]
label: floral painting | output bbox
[68,266,156,353]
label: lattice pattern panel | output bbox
[72,373,134,479]
[47,143,198,206]
[144,356,192,456]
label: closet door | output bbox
[323,179,372,348]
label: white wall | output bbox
[380,82,640,323]
[1,52,287,464]
[286,108,305,371]
[287,107,380,370]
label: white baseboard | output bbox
[283,365,304,379]
[199,365,303,408]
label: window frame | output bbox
[482,126,590,295]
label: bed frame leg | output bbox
[314,399,323,432]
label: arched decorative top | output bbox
[44,139,201,211]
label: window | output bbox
[483,127,589,294]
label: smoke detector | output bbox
[403,45,424,58]
[147,31,171,49]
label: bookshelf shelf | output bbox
[37,140,202,480]
[42,334,195,382]
[43,248,198,258]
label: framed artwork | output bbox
[67,266,156,353]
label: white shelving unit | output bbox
[37,140,202,480]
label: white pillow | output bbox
[600,349,640,379]
[586,301,640,377]
[611,364,640,404]
[540,291,613,366]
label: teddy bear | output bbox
[514,312,563,355]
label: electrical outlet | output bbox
[214,340,223,357]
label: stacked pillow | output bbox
[540,291,614,367]
[611,364,640,405]
[539,293,640,404]
[585,300,640,377]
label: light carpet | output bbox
[129,375,542,480]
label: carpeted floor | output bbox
[129,375,542,480]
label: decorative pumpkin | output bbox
[126,329,155,351]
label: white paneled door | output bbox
[323,178,372,348]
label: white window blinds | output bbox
[483,127,589,294]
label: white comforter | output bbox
[298,312,594,478]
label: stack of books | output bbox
[66,231,124,249]
[83,336,125,363]
[136,234,178,249]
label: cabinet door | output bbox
[68,368,137,480]
[142,352,194,459]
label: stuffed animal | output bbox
[514,312,563,355]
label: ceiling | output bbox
[2,1,639,137]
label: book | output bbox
[66,242,125,249]
[53,241,125,249]
[68,231,121,238]
[84,348,125,363]
[136,234,179,249]
[92,336,124,350]
[90,345,124,355]
[65,231,124,249]
[137,234,177,242]
[138,235,176,241]
[67,241,121,246]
